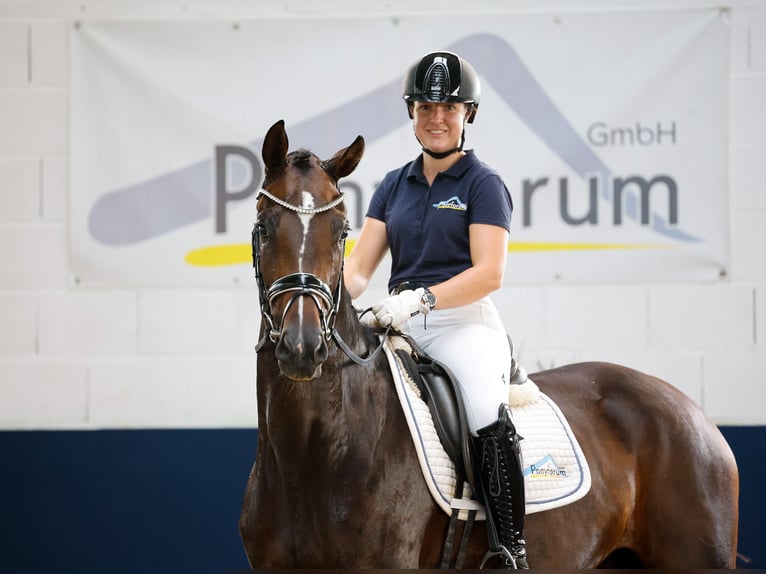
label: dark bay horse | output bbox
[239,120,739,569]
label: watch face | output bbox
[423,288,436,309]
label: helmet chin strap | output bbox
[416,125,466,160]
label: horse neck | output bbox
[256,297,392,474]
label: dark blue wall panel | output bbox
[0,429,257,571]
[0,426,763,570]
[720,426,765,569]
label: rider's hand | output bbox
[372,288,429,329]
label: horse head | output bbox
[253,120,365,381]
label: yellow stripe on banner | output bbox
[185,240,667,267]
[507,241,667,252]
[185,242,360,267]
[185,244,252,267]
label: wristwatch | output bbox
[421,287,437,311]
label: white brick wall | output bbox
[705,350,766,423]
[88,357,256,428]
[0,224,69,288]
[1,0,765,429]
[0,22,28,87]
[29,21,69,86]
[0,361,88,427]
[0,90,67,154]
[138,291,240,354]
[0,294,37,355]
[0,158,39,220]
[751,7,766,70]
[38,292,138,356]
[544,286,649,349]
[649,285,755,350]
[731,145,766,211]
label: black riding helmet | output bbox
[402,51,481,124]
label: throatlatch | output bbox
[473,404,529,569]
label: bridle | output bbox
[252,187,388,365]
[252,187,345,349]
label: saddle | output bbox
[393,335,527,500]
[393,338,473,487]
[393,334,531,568]
[386,334,591,568]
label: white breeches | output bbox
[401,296,512,433]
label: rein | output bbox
[252,188,388,366]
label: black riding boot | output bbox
[473,404,529,569]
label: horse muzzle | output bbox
[274,324,329,381]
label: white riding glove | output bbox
[372,288,429,329]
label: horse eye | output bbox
[339,221,350,242]
[254,221,268,238]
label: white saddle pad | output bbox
[383,337,591,519]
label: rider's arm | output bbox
[344,217,389,299]
[428,223,508,310]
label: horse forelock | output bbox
[288,149,319,171]
[262,149,338,205]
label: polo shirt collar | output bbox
[406,149,478,182]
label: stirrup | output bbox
[479,544,528,569]
[479,546,513,569]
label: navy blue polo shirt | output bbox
[367,150,513,293]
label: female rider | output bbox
[344,51,528,569]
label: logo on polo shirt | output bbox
[433,196,467,211]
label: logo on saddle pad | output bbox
[524,454,569,479]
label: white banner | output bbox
[71,10,729,286]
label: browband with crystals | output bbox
[256,188,345,215]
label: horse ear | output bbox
[323,135,365,181]
[262,120,289,174]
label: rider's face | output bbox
[412,101,467,154]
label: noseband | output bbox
[252,188,346,351]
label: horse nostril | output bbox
[274,335,295,363]
[313,337,328,363]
